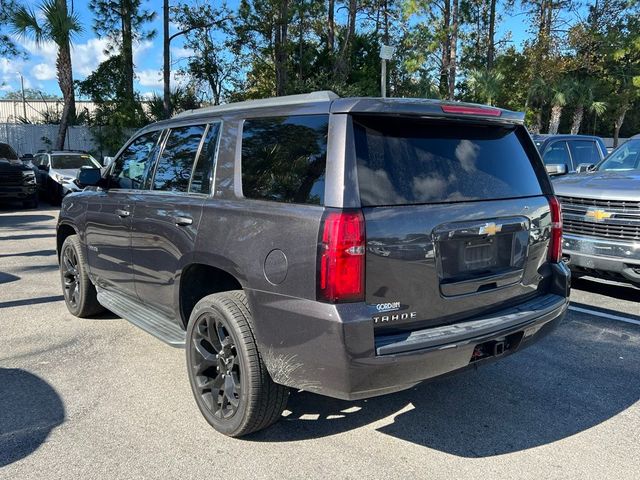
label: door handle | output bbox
[115,209,130,218]
[174,216,193,227]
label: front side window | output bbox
[598,139,640,171]
[110,131,162,189]
[568,141,601,166]
[153,125,207,192]
[542,142,572,167]
[241,115,328,205]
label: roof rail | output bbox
[173,91,339,119]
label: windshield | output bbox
[51,154,100,169]
[598,139,640,171]
[0,143,18,160]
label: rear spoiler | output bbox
[330,98,525,125]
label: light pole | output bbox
[379,44,395,98]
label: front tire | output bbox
[186,291,289,437]
[59,235,104,317]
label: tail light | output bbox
[548,195,563,263]
[317,210,365,303]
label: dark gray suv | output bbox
[57,92,570,436]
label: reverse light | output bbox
[317,210,365,303]
[441,104,502,117]
[548,195,563,263]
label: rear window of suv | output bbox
[241,115,328,205]
[353,116,543,206]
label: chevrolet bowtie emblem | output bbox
[585,209,612,221]
[479,222,502,236]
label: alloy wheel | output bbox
[190,314,242,419]
[62,246,81,308]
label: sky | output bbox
[0,0,537,99]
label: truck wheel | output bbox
[23,196,38,209]
[186,291,289,437]
[59,235,104,317]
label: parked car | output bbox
[0,142,38,208]
[554,134,640,286]
[57,92,570,437]
[532,134,607,176]
[34,150,101,205]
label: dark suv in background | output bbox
[57,92,570,437]
[0,142,38,208]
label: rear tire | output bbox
[186,291,289,437]
[60,235,104,317]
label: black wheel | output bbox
[186,291,289,437]
[49,182,62,206]
[59,235,104,317]
[22,196,38,209]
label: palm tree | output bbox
[526,77,549,134]
[13,0,82,150]
[570,80,607,134]
[468,69,504,106]
[547,81,571,135]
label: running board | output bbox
[96,289,186,348]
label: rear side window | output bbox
[153,125,206,192]
[353,116,543,206]
[241,115,328,205]
[189,123,220,195]
[568,140,601,166]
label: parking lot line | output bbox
[569,305,640,326]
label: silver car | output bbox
[34,151,101,205]
[553,134,640,286]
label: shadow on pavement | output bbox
[0,295,64,309]
[0,214,55,228]
[0,368,65,467]
[572,277,639,302]
[0,233,56,241]
[0,249,56,259]
[0,272,20,285]
[252,316,640,456]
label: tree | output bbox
[468,68,504,105]
[569,80,606,134]
[12,0,81,150]
[547,80,571,135]
[89,0,156,104]
[0,0,20,57]
[171,1,234,109]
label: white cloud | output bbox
[137,68,187,91]
[31,63,56,81]
[171,46,194,61]
[72,38,110,76]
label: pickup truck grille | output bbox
[559,196,640,241]
[558,196,640,212]
[0,172,23,185]
[563,218,640,241]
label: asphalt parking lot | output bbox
[1,204,639,479]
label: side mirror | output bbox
[103,156,115,167]
[37,164,49,171]
[77,167,102,187]
[545,164,568,176]
[576,163,595,173]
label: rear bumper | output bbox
[563,233,640,284]
[249,263,570,400]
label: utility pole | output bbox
[20,74,27,120]
[379,45,395,98]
